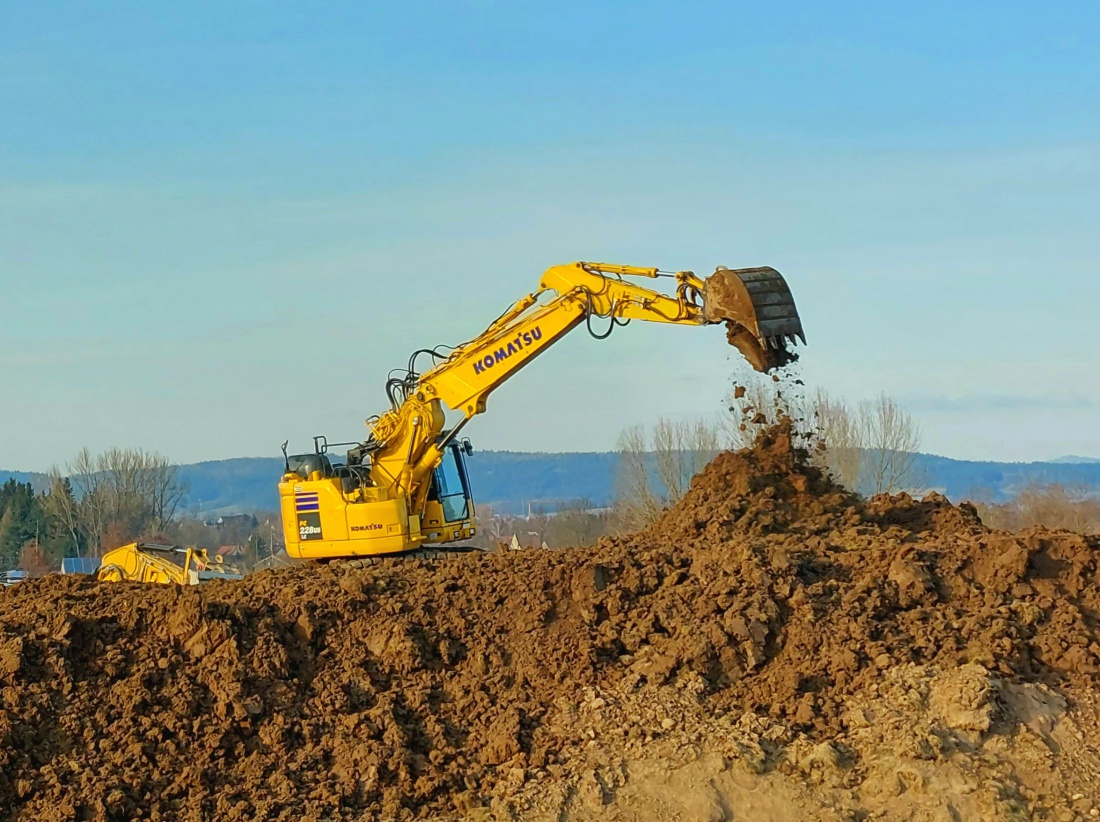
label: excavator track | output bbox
[328,545,486,569]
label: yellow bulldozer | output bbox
[97,542,244,585]
[279,261,805,561]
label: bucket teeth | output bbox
[704,266,805,372]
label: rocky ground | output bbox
[1,424,1099,820]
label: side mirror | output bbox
[463,438,474,457]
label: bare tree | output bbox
[521,504,554,549]
[722,376,922,495]
[98,448,186,531]
[653,418,721,504]
[725,376,784,450]
[812,389,863,491]
[48,447,188,555]
[614,417,722,531]
[473,504,513,551]
[857,394,923,495]
[543,499,610,548]
[613,424,663,532]
[42,472,83,557]
[19,539,55,577]
[65,447,112,555]
[723,370,818,452]
[973,484,1099,534]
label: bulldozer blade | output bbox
[703,266,805,373]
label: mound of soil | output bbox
[1,423,1098,820]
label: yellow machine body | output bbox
[98,542,244,585]
[280,261,804,561]
[279,444,477,558]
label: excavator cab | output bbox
[279,435,477,559]
[424,439,475,529]
[416,438,477,545]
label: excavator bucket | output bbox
[703,266,806,373]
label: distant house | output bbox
[61,557,101,575]
[204,514,259,529]
[217,545,246,563]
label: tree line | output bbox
[471,381,932,548]
[0,448,187,571]
[613,377,926,531]
[973,485,1100,534]
[0,448,285,573]
[0,478,78,572]
[6,382,1090,571]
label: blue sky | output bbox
[1,1,1097,469]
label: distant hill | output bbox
[169,451,1100,516]
[175,452,620,517]
[912,454,1100,500]
[6,451,1100,517]
[177,458,284,516]
[1050,456,1100,465]
[0,471,44,490]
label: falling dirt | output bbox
[2,424,1100,820]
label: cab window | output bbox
[432,445,470,522]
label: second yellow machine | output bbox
[279,261,805,560]
[98,542,243,585]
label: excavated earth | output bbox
[3,425,1100,820]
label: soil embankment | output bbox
[2,424,1099,820]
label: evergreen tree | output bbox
[0,480,45,570]
[39,477,83,559]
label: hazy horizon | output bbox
[4,442,1098,477]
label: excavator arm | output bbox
[280,261,804,559]
[367,261,804,518]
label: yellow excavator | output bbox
[97,542,244,585]
[279,261,805,560]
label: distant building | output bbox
[203,514,259,529]
[217,545,246,563]
[61,558,101,575]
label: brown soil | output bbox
[2,424,1099,820]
